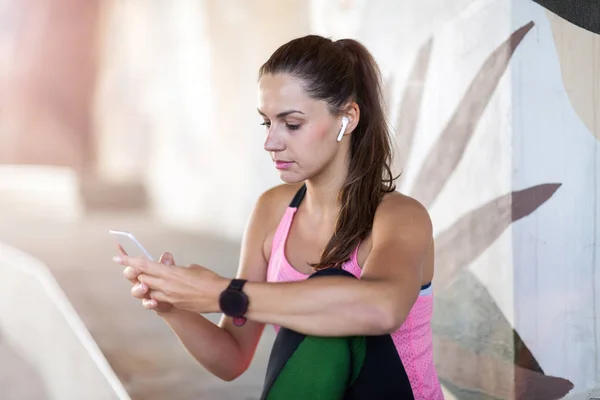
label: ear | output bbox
[341,102,360,136]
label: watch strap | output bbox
[228,278,247,291]
[222,279,249,326]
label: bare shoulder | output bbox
[372,191,433,242]
[255,183,304,220]
[253,183,304,259]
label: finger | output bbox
[131,282,149,299]
[137,273,164,291]
[160,252,174,265]
[123,266,141,284]
[117,246,138,284]
[113,255,165,277]
[142,297,158,309]
[148,290,169,303]
[159,252,174,265]
[117,244,128,257]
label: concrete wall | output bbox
[510,4,599,399]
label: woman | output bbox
[113,35,443,399]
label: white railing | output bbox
[0,242,130,400]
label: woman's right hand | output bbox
[119,245,174,314]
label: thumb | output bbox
[159,252,174,265]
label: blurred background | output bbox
[0,0,598,399]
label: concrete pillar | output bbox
[0,0,101,173]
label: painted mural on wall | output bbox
[386,21,572,400]
[533,0,600,35]
[312,0,599,399]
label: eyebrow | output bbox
[257,109,305,119]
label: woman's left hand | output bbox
[112,255,229,314]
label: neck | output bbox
[303,153,349,219]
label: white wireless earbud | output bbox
[337,117,349,142]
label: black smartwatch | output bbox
[219,279,249,327]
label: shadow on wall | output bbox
[386,20,575,399]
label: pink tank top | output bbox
[266,193,444,400]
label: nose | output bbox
[264,129,285,153]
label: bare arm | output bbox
[154,188,278,381]
[158,308,243,381]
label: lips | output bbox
[274,160,294,170]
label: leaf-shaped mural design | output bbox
[434,183,562,289]
[434,270,573,400]
[390,38,433,182]
[410,21,535,208]
[434,334,574,399]
[432,182,564,398]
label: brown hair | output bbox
[259,35,396,270]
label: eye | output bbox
[286,123,301,131]
[260,121,271,129]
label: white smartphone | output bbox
[109,229,155,261]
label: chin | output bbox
[278,171,307,185]
[279,176,304,185]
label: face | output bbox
[257,73,348,184]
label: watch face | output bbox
[220,290,248,317]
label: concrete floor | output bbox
[0,210,276,400]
